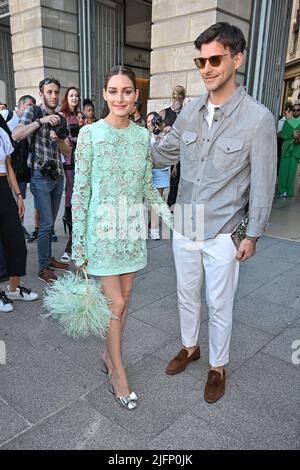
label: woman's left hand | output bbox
[17,196,25,218]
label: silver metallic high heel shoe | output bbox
[109,373,137,410]
[100,358,109,374]
[101,359,137,400]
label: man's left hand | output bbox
[236,238,256,262]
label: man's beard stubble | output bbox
[43,95,58,110]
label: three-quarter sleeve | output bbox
[71,126,93,266]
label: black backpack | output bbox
[9,106,43,182]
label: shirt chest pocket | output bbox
[181,131,198,161]
[213,138,244,170]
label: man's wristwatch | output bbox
[246,236,258,242]
[35,118,42,128]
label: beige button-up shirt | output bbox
[151,85,277,240]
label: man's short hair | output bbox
[284,102,293,111]
[18,95,36,108]
[134,99,143,112]
[39,77,61,92]
[171,85,186,100]
[83,98,94,109]
[194,22,246,54]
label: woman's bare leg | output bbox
[9,276,20,291]
[101,272,136,374]
[100,273,135,397]
[120,272,136,331]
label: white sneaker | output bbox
[0,291,13,312]
[6,286,39,301]
[149,229,160,240]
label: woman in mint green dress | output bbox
[72,66,172,410]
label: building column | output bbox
[9,0,79,104]
[149,0,253,112]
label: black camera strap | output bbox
[29,106,43,176]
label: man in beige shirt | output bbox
[151,22,277,403]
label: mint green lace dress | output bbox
[72,120,173,276]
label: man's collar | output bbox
[198,93,209,111]
[198,85,246,115]
[170,105,183,113]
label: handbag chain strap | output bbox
[76,267,90,294]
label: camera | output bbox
[40,159,59,180]
[49,114,69,140]
[50,123,69,140]
[151,115,164,135]
[69,123,80,138]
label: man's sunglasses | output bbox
[39,78,61,90]
[194,53,231,69]
[293,108,300,112]
[172,93,185,100]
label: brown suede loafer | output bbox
[165,346,200,375]
[204,369,226,403]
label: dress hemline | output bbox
[86,261,147,276]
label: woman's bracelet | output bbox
[16,193,22,198]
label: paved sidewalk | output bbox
[0,197,299,449]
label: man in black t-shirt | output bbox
[159,85,186,208]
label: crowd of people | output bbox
[0,21,281,410]
[277,101,300,197]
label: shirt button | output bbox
[215,119,218,122]
[197,178,200,182]
[201,158,205,162]
[202,138,205,141]
[207,139,210,142]
[227,147,230,151]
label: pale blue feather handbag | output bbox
[42,268,112,338]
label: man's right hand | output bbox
[40,114,60,126]
[171,165,177,178]
[12,113,61,142]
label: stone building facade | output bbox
[9,0,79,104]
[282,0,300,105]
[0,0,294,116]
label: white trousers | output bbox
[172,232,239,367]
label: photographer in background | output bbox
[159,85,186,210]
[12,77,71,283]
[130,99,146,127]
[146,111,170,239]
